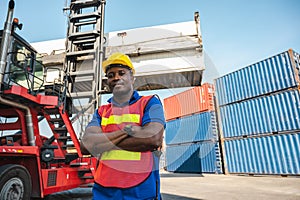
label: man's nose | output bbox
[112,73,121,80]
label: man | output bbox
[81,52,165,200]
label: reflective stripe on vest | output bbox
[101,150,141,160]
[101,113,140,126]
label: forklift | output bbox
[0,0,106,199]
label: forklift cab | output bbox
[0,30,44,94]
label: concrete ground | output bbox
[46,170,300,200]
[160,171,300,200]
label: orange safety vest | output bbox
[94,95,154,188]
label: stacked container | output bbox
[164,83,215,121]
[164,83,222,174]
[215,49,300,175]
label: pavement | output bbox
[46,170,300,200]
[160,171,300,200]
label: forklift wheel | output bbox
[0,164,32,200]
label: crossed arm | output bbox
[80,122,164,155]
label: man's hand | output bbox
[80,126,128,156]
[116,122,164,152]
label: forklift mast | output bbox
[0,0,105,199]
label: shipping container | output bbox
[223,133,300,175]
[165,141,222,173]
[164,83,215,121]
[215,49,300,106]
[165,111,217,145]
[219,89,300,138]
[106,20,205,91]
[166,143,201,173]
[199,141,223,174]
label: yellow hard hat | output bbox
[102,52,135,74]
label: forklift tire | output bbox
[0,164,32,200]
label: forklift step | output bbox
[67,147,78,154]
[78,168,91,173]
[69,91,93,99]
[70,0,100,9]
[74,20,97,27]
[72,76,95,83]
[70,162,89,167]
[66,49,95,58]
[70,11,101,21]
[72,37,96,45]
[54,127,67,133]
[80,176,94,179]
[68,30,100,41]
[69,70,95,77]
[65,153,79,163]
[77,168,92,177]
[58,136,71,140]
[49,118,64,123]
[62,144,75,149]
[44,107,59,115]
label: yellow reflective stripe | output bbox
[101,150,141,160]
[101,114,140,126]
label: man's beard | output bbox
[112,85,133,97]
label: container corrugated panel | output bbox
[199,141,223,173]
[215,49,300,106]
[165,111,217,145]
[219,89,300,138]
[224,133,300,175]
[164,83,215,121]
[165,141,222,173]
[166,143,201,173]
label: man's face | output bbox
[106,66,134,96]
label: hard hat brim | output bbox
[105,64,133,74]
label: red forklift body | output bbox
[0,85,97,198]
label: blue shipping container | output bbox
[165,141,222,173]
[219,89,300,138]
[166,143,201,173]
[199,141,222,173]
[224,133,300,175]
[165,111,217,145]
[215,49,300,106]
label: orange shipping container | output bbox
[163,83,215,121]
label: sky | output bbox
[0,0,299,79]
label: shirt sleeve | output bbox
[86,109,101,128]
[142,95,166,127]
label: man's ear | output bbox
[132,76,136,83]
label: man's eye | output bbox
[118,71,125,76]
[107,70,126,78]
[107,73,114,78]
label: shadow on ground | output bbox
[44,188,92,200]
[160,172,204,178]
[162,193,202,200]
[44,189,203,200]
